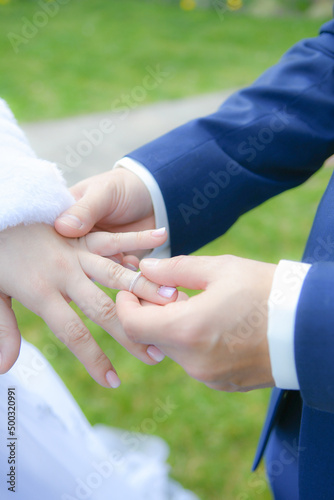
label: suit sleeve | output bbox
[128,19,334,256]
[294,261,334,413]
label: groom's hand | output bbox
[55,168,155,239]
[117,255,276,392]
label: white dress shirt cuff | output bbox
[113,157,171,258]
[267,259,311,390]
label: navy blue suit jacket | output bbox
[129,18,334,499]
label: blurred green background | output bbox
[0,1,333,499]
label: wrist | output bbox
[237,260,276,390]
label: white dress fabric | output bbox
[0,98,198,500]
[0,340,198,500]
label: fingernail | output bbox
[158,286,176,299]
[57,214,83,229]
[147,345,165,362]
[106,370,121,388]
[151,227,166,237]
[124,263,138,272]
[111,257,121,264]
[141,258,160,268]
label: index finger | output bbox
[84,228,167,256]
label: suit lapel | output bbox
[252,388,288,470]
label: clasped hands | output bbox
[0,168,276,392]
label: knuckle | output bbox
[134,231,143,245]
[29,273,51,295]
[134,275,151,296]
[206,381,232,392]
[136,230,149,248]
[177,320,201,349]
[30,254,73,302]
[168,255,188,273]
[107,261,126,283]
[83,294,118,324]
[76,202,92,219]
[122,318,138,343]
[28,278,54,307]
[97,297,118,323]
[110,232,121,251]
[218,254,237,268]
[89,349,109,370]
[224,383,239,393]
[63,319,90,347]
[188,364,220,385]
[186,364,209,383]
[203,369,221,385]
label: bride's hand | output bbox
[0,223,176,386]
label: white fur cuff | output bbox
[0,158,75,231]
[0,97,75,231]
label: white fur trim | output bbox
[0,98,75,230]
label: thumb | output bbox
[0,295,21,374]
[140,255,215,290]
[55,188,111,238]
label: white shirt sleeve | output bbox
[267,259,312,390]
[113,157,171,258]
[0,98,74,231]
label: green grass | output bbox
[0,0,326,121]
[1,1,332,499]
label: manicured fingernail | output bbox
[147,345,165,362]
[57,214,83,229]
[141,258,160,268]
[158,286,176,298]
[106,370,121,388]
[111,257,121,264]
[124,263,138,271]
[151,227,166,237]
